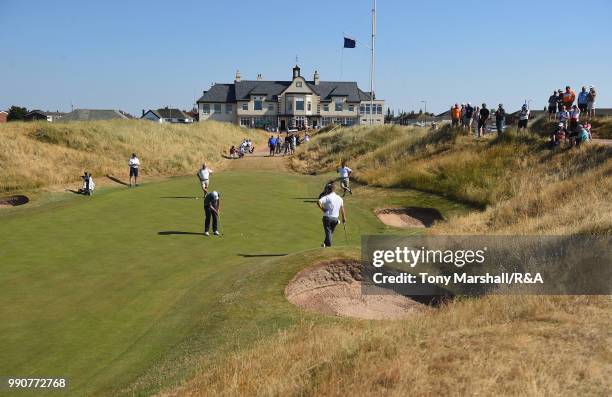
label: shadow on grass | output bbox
[237,253,288,258]
[160,196,201,199]
[106,175,130,186]
[158,231,205,236]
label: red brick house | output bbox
[0,110,8,123]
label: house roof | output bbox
[26,110,66,117]
[151,108,191,119]
[197,80,369,103]
[60,109,129,121]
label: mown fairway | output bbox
[0,156,467,396]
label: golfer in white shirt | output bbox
[128,153,140,187]
[337,161,353,196]
[197,162,213,195]
[317,183,347,247]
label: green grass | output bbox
[0,167,468,396]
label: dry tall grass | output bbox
[0,120,267,192]
[167,295,610,397]
[291,124,612,235]
[165,124,611,397]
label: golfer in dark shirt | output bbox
[203,191,221,236]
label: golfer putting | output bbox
[203,190,221,236]
[317,183,347,247]
[337,161,353,196]
[197,162,213,196]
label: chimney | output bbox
[234,69,241,83]
[256,73,262,81]
[313,70,320,85]
[142,109,145,116]
[292,65,301,79]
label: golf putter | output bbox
[343,222,348,245]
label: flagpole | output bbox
[370,0,376,125]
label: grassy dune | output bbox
[0,120,267,192]
[292,124,612,234]
[153,124,609,396]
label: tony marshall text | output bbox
[372,272,544,285]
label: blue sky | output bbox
[1,0,611,115]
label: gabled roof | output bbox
[197,80,368,103]
[60,109,129,121]
[155,108,191,119]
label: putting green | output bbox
[0,155,469,396]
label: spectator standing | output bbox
[562,86,576,110]
[587,86,597,119]
[451,104,461,127]
[518,104,530,131]
[548,90,558,120]
[477,103,490,137]
[463,103,474,131]
[495,104,506,134]
[577,86,589,113]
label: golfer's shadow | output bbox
[160,196,200,199]
[106,175,129,186]
[158,231,205,236]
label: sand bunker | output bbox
[0,195,29,207]
[375,207,443,228]
[285,260,427,320]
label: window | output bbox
[213,103,221,113]
[360,105,365,115]
[377,104,383,114]
[296,82,302,87]
[365,104,371,114]
[335,100,343,111]
[348,104,354,112]
[347,118,356,126]
[202,104,210,114]
[268,103,275,111]
[242,103,248,111]
[295,98,304,111]
[225,104,233,114]
[240,117,251,127]
[323,103,329,112]
[286,100,292,113]
[322,117,332,126]
[254,99,263,111]
[307,102,312,111]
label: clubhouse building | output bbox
[197,65,384,129]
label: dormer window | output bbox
[296,82,303,87]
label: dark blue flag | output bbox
[343,37,356,48]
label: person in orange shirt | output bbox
[562,86,576,109]
[451,104,461,127]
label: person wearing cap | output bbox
[463,103,474,131]
[587,86,597,119]
[128,153,140,187]
[518,104,530,131]
[495,104,506,134]
[550,122,567,148]
[577,87,589,114]
[548,90,558,121]
[562,86,576,109]
[203,190,221,236]
[556,89,564,114]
